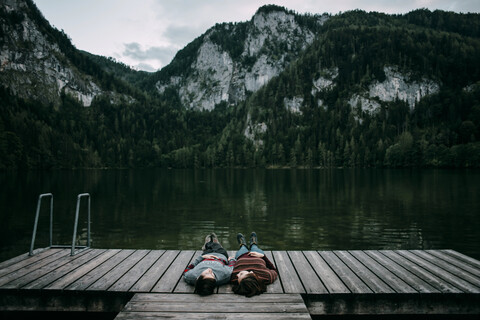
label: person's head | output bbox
[232,270,266,297]
[194,268,216,296]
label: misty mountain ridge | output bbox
[1,0,480,169]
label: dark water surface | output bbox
[1,168,479,262]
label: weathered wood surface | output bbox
[115,293,311,319]
[1,248,479,295]
[1,248,480,316]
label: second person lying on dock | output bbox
[183,233,236,296]
[231,232,278,297]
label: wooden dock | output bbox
[0,248,479,318]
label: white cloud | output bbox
[122,42,178,71]
[33,0,480,72]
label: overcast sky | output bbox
[32,0,480,72]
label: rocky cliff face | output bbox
[156,8,328,110]
[348,66,440,115]
[0,0,127,106]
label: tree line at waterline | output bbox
[1,83,479,170]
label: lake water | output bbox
[1,168,479,263]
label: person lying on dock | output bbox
[183,233,236,296]
[231,232,278,297]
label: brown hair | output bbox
[232,273,266,297]
[194,276,216,296]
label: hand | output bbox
[202,254,217,259]
[228,256,235,260]
[248,252,264,258]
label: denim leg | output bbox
[235,244,250,259]
[249,244,265,255]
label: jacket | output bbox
[231,253,277,284]
[183,252,236,286]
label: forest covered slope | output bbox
[1,0,479,169]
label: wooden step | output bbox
[114,293,311,319]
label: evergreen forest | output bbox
[1,6,480,169]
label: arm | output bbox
[262,255,277,271]
[183,263,195,274]
[183,254,205,277]
[183,268,198,285]
[248,252,264,258]
[189,254,204,268]
[201,254,218,260]
[267,269,278,284]
[227,257,236,267]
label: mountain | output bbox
[238,9,480,167]
[0,0,140,106]
[147,5,328,110]
[1,1,480,169]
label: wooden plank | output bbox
[121,293,309,318]
[263,251,283,294]
[427,250,480,277]
[0,251,38,270]
[173,250,202,293]
[65,249,134,290]
[441,249,480,269]
[130,293,305,303]
[45,249,121,290]
[151,250,195,292]
[0,248,62,277]
[1,248,92,289]
[0,249,70,287]
[288,251,328,294]
[109,250,164,292]
[88,250,150,291]
[380,250,462,293]
[334,251,394,293]
[412,250,480,287]
[303,251,350,294]
[115,312,311,319]
[130,250,178,292]
[306,293,480,316]
[272,251,304,293]
[349,250,416,293]
[0,290,129,312]
[22,249,107,289]
[365,250,439,293]
[395,250,480,293]
[318,251,372,294]
[123,301,308,313]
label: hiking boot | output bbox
[237,233,247,248]
[210,233,219,243]
[250,232,258,247]
[202,234,213,251]
[210,232,222,246]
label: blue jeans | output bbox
[235,244,265,259]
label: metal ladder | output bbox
[29,193,91,256]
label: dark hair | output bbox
[194,276,216,296]
[232,273,266,297]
